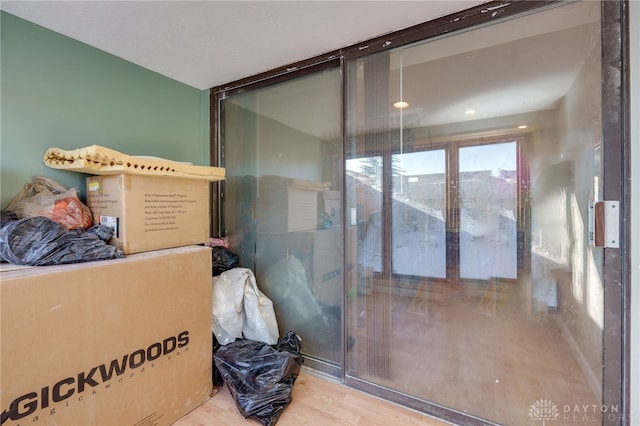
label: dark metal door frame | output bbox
[209,1,631,424]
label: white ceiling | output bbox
[2,0,600,142]
[0,0,487,90]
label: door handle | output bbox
[589,200,620,248]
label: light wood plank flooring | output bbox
[171,368,451,426]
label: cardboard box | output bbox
[319,190,340,226]
[86,174,210,254]
[0,246,213,426]
[256,177,327,233]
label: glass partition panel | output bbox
[345,1,611,424]
[220,67,342,365]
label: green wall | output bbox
[0,11,210,208]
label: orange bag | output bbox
[5,176,92,230]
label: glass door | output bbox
[219,65,343,369]
[344,1,622,424]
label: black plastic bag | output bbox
[211,246,239,276]
[213,331,303,426]
[0,215,124,266]
[212,333,224,388]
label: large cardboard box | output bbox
[86,174,210,254]
[0,246,213,426]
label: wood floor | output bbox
[172,277,599,425]
[171,368,451,426]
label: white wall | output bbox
[630,1,639,424]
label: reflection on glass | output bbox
[347,156,383,274]
[345,1,605,424]
[221,68,342,365]
[393,150,447,278]
[459,142,517,280]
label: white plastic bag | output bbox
[212,268,279,345]
[212,269,246,345]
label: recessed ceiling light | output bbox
[394,101,409,109]
[518,125,528,129]
[465,108,476,115]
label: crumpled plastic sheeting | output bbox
[0,215,124,266]
[212,267,279,345]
